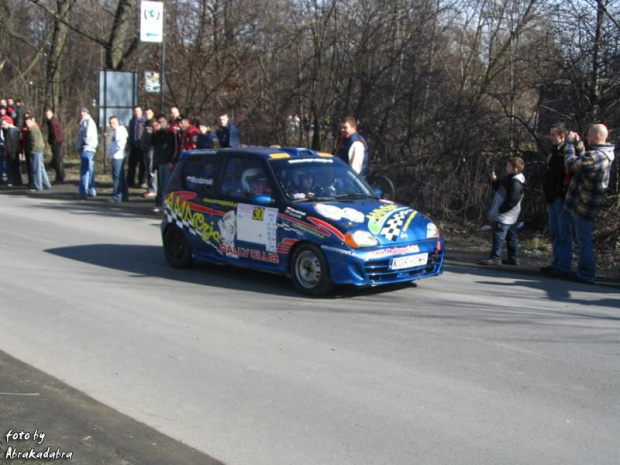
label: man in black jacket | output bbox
[127,106,146,188]
[216,113,240,148]
[151,114,177,212]
[14,99,27,129]
[541,123,573,277]
[141,112,157,198]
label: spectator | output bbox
[25,115,51,192]
[177,116,199,154]
[564,125,616,284]
[6,98,16,119]
[141,115,157,198]
[0,114,5,182]
[169,106,183,134]
[107,116,129,203]
[540,123,573,277]
[74,107,98,199]
[14,99,27,129]
[480,157,526,266]
[44,108,66,183]
[127,106,146,188]
[216,113,240,148]
[196,120,218,149]
[335,116,369,178]
[20,112,34,187]
[1,115,21,186]
[152,113,177,212]
[0,103,11,183]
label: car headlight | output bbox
[426,223,438,238]
[344,230,379,248]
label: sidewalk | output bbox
[0,179,160,218]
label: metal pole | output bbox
[103,71,107,175]
[160,3,165,114]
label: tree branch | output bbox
[28,0,109,49]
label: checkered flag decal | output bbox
[165,206,220,253]
[380,210,408,241]
[165,207,200,237]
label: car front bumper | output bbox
[322,238,444,287]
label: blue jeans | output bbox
[79,150,97,197]
[572,213,596,283]
[144,148,157,193]
[155,164,173,207]
[548,198,573,272]
[490,222,519,261]
[0,148,6,181]
[111,157,129,201]
[30,151,51,191]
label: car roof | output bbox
[180,147,333,161]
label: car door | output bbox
[171,152,224,261]
[212,155,281,271]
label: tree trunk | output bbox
[590,0,605,120]
[107,0,136,69]
[44,0,71,111]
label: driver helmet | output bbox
[294,170,314,188]
[241,168,270,194]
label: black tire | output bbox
[163,226,194,269]
[291,243,333,296]
[369,173,396,201]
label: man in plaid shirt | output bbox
[564,124,615,283]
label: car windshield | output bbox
[270,157,375,201]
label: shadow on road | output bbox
[45,243,307,297]
[45,243,417,299]
[445,262,620,313]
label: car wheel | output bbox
[163,226,193,268]
[291,244,333,296]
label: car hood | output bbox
[287,199,437,245]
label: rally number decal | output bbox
[252,207,265,221]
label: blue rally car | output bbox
[161,147,444,296]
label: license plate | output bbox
[390,253,428,270]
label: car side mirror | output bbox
[252,194,275,206]
[374,188,383,197]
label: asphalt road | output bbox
[0,190,619,465]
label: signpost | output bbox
[140,1,163,43]
[140,1,165,112]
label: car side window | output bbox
[221,158,273,200]
[183,155,221,194]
